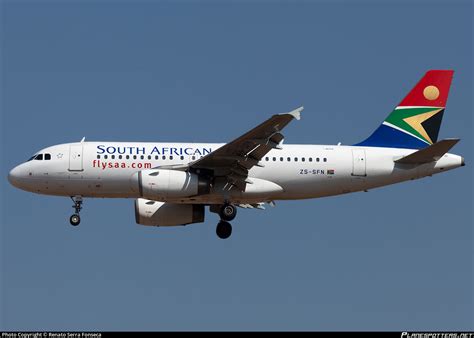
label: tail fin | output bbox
[355,70,454,149]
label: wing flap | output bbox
[394,138,460,164]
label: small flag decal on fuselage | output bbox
[327,169,335,175]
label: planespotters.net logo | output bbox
[402,333,474,338]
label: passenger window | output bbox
[146,155,150,160]
[309,158,313,162]
[97,155,101,159]
[280,157,283,162]
[104,155,108,159]
[273,157,276,161]
[162,156,166,160]
[294,157,298,162]
[302,158,305,162]
[118,155,122,159]
[192,156,196,160]
[133,155,137,160]
[45,153,51,160]
[265,157,269,161]
[140,155,144,160]
[323,158,327,162]
[35,154,43,160]
[170,156,173,160]
[126,155,130,160]
[180,156,184,160]
[287,157,291,162]
[111,155,115,159]
[155,155,159,160]
[316,158,320,162]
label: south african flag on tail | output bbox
[355,70,454,149]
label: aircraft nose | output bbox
[8,165,23,187]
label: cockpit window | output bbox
[28,153,51,161]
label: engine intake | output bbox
[131,169,210,199]
[135,198,205,226]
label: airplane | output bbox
[8,70,465,239]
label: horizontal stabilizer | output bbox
[394,138,460,164]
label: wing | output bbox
[190,106,303,190]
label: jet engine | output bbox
[131,169,210,199]
[135,198,205,226]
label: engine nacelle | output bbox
[135,198,205,226]
[131,169,210,199]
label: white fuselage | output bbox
[8,141,464,204]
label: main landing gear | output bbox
[216,221,232,239]
[69,196,83,226]
[213,203,237,239]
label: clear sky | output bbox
[1,0,472,331]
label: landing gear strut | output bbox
[70,196,83,226]
[211,203,237,239]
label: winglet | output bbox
[283,106,303,120]
[394,138,460,164]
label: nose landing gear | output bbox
[211,203,237,239]
[69,196,83,226]
[70,214,80,226]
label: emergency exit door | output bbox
[69,144,84,171]
[352,149,366,177]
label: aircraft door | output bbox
[69,144,84,171]
[352,149,366,176]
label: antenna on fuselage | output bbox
[80,137,86,143]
